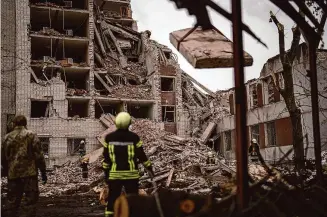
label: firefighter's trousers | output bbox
[3,176,39,217]
[105,179,139,217]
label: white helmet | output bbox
[251,138,257,144]
[208,151,214,158]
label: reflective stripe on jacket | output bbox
[102,129,151,180]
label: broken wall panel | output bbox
[30,7,89,38]
[159,64,176,76]
[200,122,216,144]
[164,122,177,134]
[30,0,89,10]
[161,92,176,105]
[30,36,89,65]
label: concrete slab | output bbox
[84,147,103,164]
[169,27,253,69]
[200,122,216,144]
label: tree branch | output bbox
[270,11,286,65]
[317,11,327,48]
[289,11,304,63]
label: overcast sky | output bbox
[131,0,327,91]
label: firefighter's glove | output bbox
[41,173,47,184]
[104,169,110,184]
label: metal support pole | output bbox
[309,41,323,183]
[231,0,249,210]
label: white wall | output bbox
[217,45,327,161]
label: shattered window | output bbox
[250,125,259,143]
[162,106,175,122]
[267,77,276,104]
[68,99,89,118]
[266,122,276,147]
[31,100,50,118]
[224,131,232,151]
[250,84,258,108]
[67,138,85,156]
[120,6,128,18]
[161,77,175,91]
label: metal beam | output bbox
[232,0,249,211]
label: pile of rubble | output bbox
[106,84,152,99]
[39,158,104,197]
[32,119,271,197]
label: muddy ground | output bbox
[1,193,104,217]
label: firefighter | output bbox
[248,138,260,163]
[80,157,89,179]
[79,140,86,157]
[206,151,216,164]
[102,112,154,217]
[1,115,47,217]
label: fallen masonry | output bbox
[5,119,277,198]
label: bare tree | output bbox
[269,3,327,169]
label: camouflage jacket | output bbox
[1,126,46,180]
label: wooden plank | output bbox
[165,168,175,188]
[94,23,106,57]
[105,75,115,86]
[182,73,215,97]
[106,23,140,41]
[97,125,116,146]
[100,115,112,128]
[29,69,40,84]
[94,72,111,93]
[169,27,253,69]
[164,135,186,145]
[200,122,216,144]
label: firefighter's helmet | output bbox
[251,138,257,144]
[115,112,132,129]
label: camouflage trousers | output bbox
[3,176,39,217]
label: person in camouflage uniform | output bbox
[1,115,47,217]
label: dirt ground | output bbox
[1,193,104,217]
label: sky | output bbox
[130,0,327,92]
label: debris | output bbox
[169,27,253,68]
[200,122,216,144]
[164,135,187,145]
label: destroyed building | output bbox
[215,43,327,163]
[1,0,217,167]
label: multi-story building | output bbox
[1,0,184,167]
[216,44,327,162]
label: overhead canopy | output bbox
[169,27,253,69]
